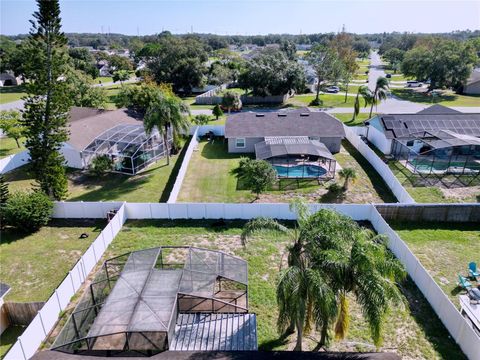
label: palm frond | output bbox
[241,217,289,246]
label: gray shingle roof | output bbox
[255,137,334,160]
[416,104,461,115]
[225,109,345,139]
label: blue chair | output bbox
[469,262,480,278]
[458,275,472,290]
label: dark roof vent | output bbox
[300,113,310,117]
[256,113,265,117]
[278,113,287,117]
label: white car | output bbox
[325,86,340,93]
[406,81,423,88]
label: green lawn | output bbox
[178,139,395,204]
[76,219,464,358]
[331,113,373,126]
[391,88,480,107]
[0,85,26,104]
[5,151,183,202]
[390,221,480,304]
[0,219,105,302]
[353,74,369,81]
[288,94,357,108]
[0,137,25,158]
[356,58,370,67]
[91,76,113,85]
[0,326,25,360]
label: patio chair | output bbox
[458,274,472,290]
[468,262,480,278]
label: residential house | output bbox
[464,68,480,95]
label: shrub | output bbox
[89,155,113,176]
[193,114,212,125]
[212,104,224,119]
[328,182,344,194]
[309,97,323,106]
[4,191,53,232]
[232,158,276,198]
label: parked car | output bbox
[325,86,340,93]
[406,81,423,88]
[386,74,392,79]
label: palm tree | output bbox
[338,167,357,190]
[241,201,337,351]
[352,86,372,122]
[144,95,190,165]
[243,205,406,350]
[304,210,406,347]
[369,77,389,117]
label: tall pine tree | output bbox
[0,174,9,230]
[22,0,70,200]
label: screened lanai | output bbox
[255,137,336,180]
[52,247,255,356]
[391,130,480,185]
[81,124,172,175]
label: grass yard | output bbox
[0,137,25,158]
[0,326,25,359]
[0,85,26,104]
[331,113,373,126]
[178,139,396,204]
[64,219,464,358]
[91,76,113,85]
[391,88,480,107]
[288,93,356,108]
[0,219,105,302]
[356,58,370,67]
[4,150,183,202]
[390,221,480,304]
[387,161,480,203]
[353,74,369,81]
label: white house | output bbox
[365,105,480,154]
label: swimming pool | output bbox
[274,164,327,178]
[409,159,480,172]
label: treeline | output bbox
[5,29,480,51]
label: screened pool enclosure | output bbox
[391,130,480,185]
[52,246,256,356]
[81,125,173,175]
[255,137,336,180]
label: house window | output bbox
[406,140,414,147]
[235,138,246,148]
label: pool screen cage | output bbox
[52,246,249,357]
[391,130,480,187]
[81,125,173,175]
[255,137,336,180]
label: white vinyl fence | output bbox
[167,128,200,203]
[0,150,30,174]
[369,207,480,360]
[343,125,415,204]
[4,203,127,360]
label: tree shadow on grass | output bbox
[400,277,466,359]
[159,138,191,202]
[0,84,25,94]
[341,140,397,203]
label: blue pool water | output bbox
[274,165,327,178]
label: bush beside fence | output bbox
[0,150,30,174]
[4,203,127,360]
[343,125,415,204]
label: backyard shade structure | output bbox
[52,247,255,356]
[255,137,336,179]
[81,124,172,175]
[391,129,480,186]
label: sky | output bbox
[1,0,479,36]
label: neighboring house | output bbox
[62,107,172,175]
[96,60,112,77]
[0,282,11,335]
[464,68,480,95]
[225,108,345,154]
[0,72,18,87]
[296,44,312,51]
[365,105,480,154]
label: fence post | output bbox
[69,271,75,293]
[54,290,62,312]
[18,337,27,360]
[38,312,47,337]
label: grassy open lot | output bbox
[5,151,183,202]
[353,74,369,81]
[0,85,26,104]
[178,139,395,204]
[387,160,479,203]
[391,88,480,107]
[67,219,464,358]
[102,83,138,109]
[0,137,25,158]
[356,58,370,67]
[0,219,105,302]
[0,326,25,359]
[391,221,480,304]
[288,93,356,108]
